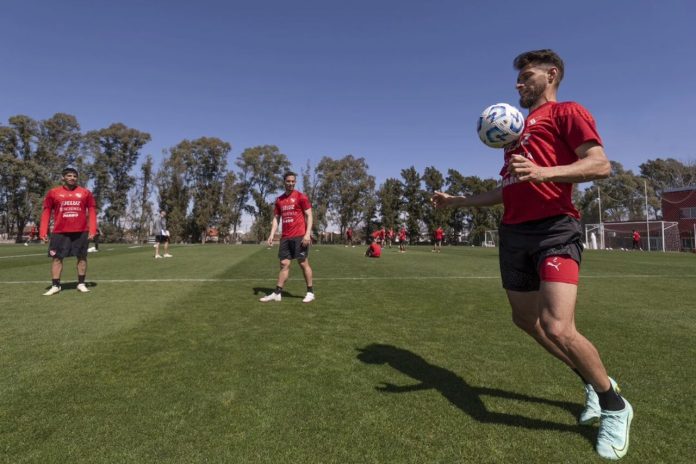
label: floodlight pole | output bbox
[644,180,651,251]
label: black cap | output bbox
[62,166,78,175]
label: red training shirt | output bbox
[40,185,97,237]
[501,101,602,224]
[369,242,382,257]
[435,227,444,240]
[274,190,312,238]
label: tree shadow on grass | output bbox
[356,343,595,444]
[252,287,302,299]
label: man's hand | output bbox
[88,234,95,240]
[301,235,311,247]
[431,191,453,209]
[266,237,274,247]
[40,235,48,243]
[508,154,549,183]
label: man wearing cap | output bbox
[39,167,98,295]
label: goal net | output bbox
[584,221,680,252]
[483,229,498,247]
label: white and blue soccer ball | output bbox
[477,103,525,148]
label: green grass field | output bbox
[1,243,695,463]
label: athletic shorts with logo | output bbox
[279,236,309,260]
[499,214,582,292]
[48,231,89,259]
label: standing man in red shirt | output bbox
[631,230,641,250]
[385,227,395,248]
[260,171,315,303]
[432,226,444,253]
[345,227,354,247]
[398,226,407,253]
[432,50,632,460]
[39,167,98,295]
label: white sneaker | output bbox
[163,253,173,258]
[87,247,96,253]
[76,283,90,293]
[580,377,618,425]
[302,292,315,303]
[596,399,633,460]
[259,292,281,302]
[24,242,29,246]
[43,285,61,296]
[155,254,163,259]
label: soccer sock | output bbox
[275,286,283,294]
[307,286,314,293]
[52,278,60,287]
[597,385,626,411]
[572,368,589,385]
[78,275,86,284]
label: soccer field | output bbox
[1,243,694,463]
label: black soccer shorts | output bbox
[499,214,583,292]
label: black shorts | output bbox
[278,236,309,261]
[156,235,170,244]
[499,215,583,292]
[48,232,89,259]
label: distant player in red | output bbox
[365,240,381,258]
[24,224,37,246]
[379,226,386,245]
[260,171,315,303]
[432,50,632,459]
[386,227,395,248]
[398,226,407,253]
[39,166,98,295]
[432,226,444,253]
[631,230,641,250]
[345,227,354,247]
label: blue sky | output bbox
[2,0,695,186]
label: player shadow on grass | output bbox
[356,343,594,444]
[252,287,303,299]
[45,282,97,291]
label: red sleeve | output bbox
[273,198,281,217]
[300,193,312,211]
[39,191,54,238]
[556,103,602,151]
[87,192,98,236]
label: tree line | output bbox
[1,113,695,245]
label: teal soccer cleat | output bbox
[596,398,633,460]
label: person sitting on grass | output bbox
[365,239,382,258]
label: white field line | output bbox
[0,253,45,259]
[0,274,695,285]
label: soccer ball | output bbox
[477,103,525,148]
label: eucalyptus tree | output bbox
[168,137,230,243]
[377,177,403,230]
[235,145,291,241]
[400,166,423,243]
[315,155,375,235]
[84,123,151,236]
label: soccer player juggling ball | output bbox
[432,49,633,460]
[40,166,98,295]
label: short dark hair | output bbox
[283,171,297,180]
[62,166,78,176]
[513,49,564,85]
